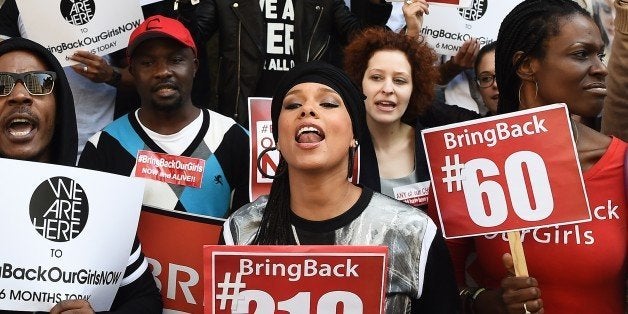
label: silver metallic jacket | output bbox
[223,192,439,313]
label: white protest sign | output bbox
[0,158,145,312]
[140,0,163,5]
[16,0,144,67]
[421,0,523,56]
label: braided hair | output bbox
[495,0,590,114]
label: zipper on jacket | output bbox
[306,5,324,62]
[232,3,242,122]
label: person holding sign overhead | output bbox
[0,37,161,313]
[446,0,627,312]
[222,61,460,313]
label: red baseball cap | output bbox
[127,15,197,58]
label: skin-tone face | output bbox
[526,14,607,118]
[0,50,55,162]
[476,50,499,114]
[129,37,198,113]
[277,82,354,173]
[362,50,413,126]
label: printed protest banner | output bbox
[16,0,144,66]
[0,159,144,312]
[140,0,163,5]
[422,104,591,238]
[137,207,223,313]
[134,150,206,189]
[421,0,523,56]
[248,98,277,202]
[204,246,388,314]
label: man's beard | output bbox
[150,94,184,113]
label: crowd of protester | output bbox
[0,0,626,313]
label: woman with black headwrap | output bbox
[222,61,460,313]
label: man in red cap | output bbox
[79,15,250,218]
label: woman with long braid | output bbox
[447,0,627,312]
[222,61,460,313]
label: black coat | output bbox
[179,0,392,127]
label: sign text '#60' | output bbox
[444,115,548,149]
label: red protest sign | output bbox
[422,104,591,238]
[204,246,388,314]
[427,0,472,7]
[248,98,277,201]
[137,207,223,313]
[134,150,205,188]
[429,0,460,4]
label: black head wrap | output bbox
[0,37,78,166]
[270,61,366,143]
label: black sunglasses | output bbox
[0,71,56,96]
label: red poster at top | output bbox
[204,245,388,314]
[429,0,459,4]
[248,98,277,202]
[422,104,591,238]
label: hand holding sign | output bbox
[422,104,591,285]
[423,104,590,238]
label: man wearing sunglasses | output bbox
[0,37,162,313]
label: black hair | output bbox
[474,41,497,75]
[495,0,591,114]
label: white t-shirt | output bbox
[135,109,203,155]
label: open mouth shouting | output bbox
[295,124,325,148]
[4,114,38,142]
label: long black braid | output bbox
[253,158,296,244]
[495,0,590,114]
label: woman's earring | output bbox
[256,146,285,179]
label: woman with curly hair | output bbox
[343,27,442,207]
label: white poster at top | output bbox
[421,0,523,56]
[0,158,145,312]
[140,0,163,5]
[16,0,144,67]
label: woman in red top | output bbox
[449,0,627,312]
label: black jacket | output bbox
[179,0,392,127]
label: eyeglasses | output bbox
[0,71,56,96]
[476,74,496,88]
